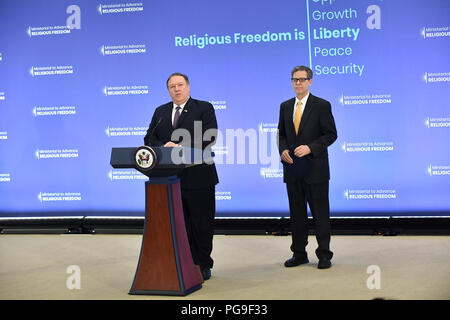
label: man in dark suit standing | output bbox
[277,66,337,269]
[144,72,219,280]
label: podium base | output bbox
[129,177,203,296]
[128,283,202,296]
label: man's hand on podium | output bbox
[164,142,180,147]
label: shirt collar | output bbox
[295,92,310,108]
[173,97,190,110]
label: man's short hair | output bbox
[291,66,313,79]
[166,72,190,88]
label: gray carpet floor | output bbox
[0,234,449,300]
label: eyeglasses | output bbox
[291,77,311,83]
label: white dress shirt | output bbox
[172,99,188,124]
[292,92,309,122]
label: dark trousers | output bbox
[286,180,333,260]
[181,186,216,271]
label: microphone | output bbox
[152,117,162,134]
[146,117,162,145]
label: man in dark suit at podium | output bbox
[144,72,219,280]
[277,66,337,269]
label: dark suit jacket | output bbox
[144,97,219,189]
[277,93,337,184]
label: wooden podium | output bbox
[110,146,208,295]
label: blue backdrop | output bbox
[0,0,449,218]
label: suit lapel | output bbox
[285,98,296,138]
[160,103,173,132]
[298,94,314,135]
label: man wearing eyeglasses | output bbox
[277,65,337,269]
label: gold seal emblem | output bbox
[134,146,157,170]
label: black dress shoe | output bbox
[284,256,309,267]
[318,259,332,269]
[202,268,211,280]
